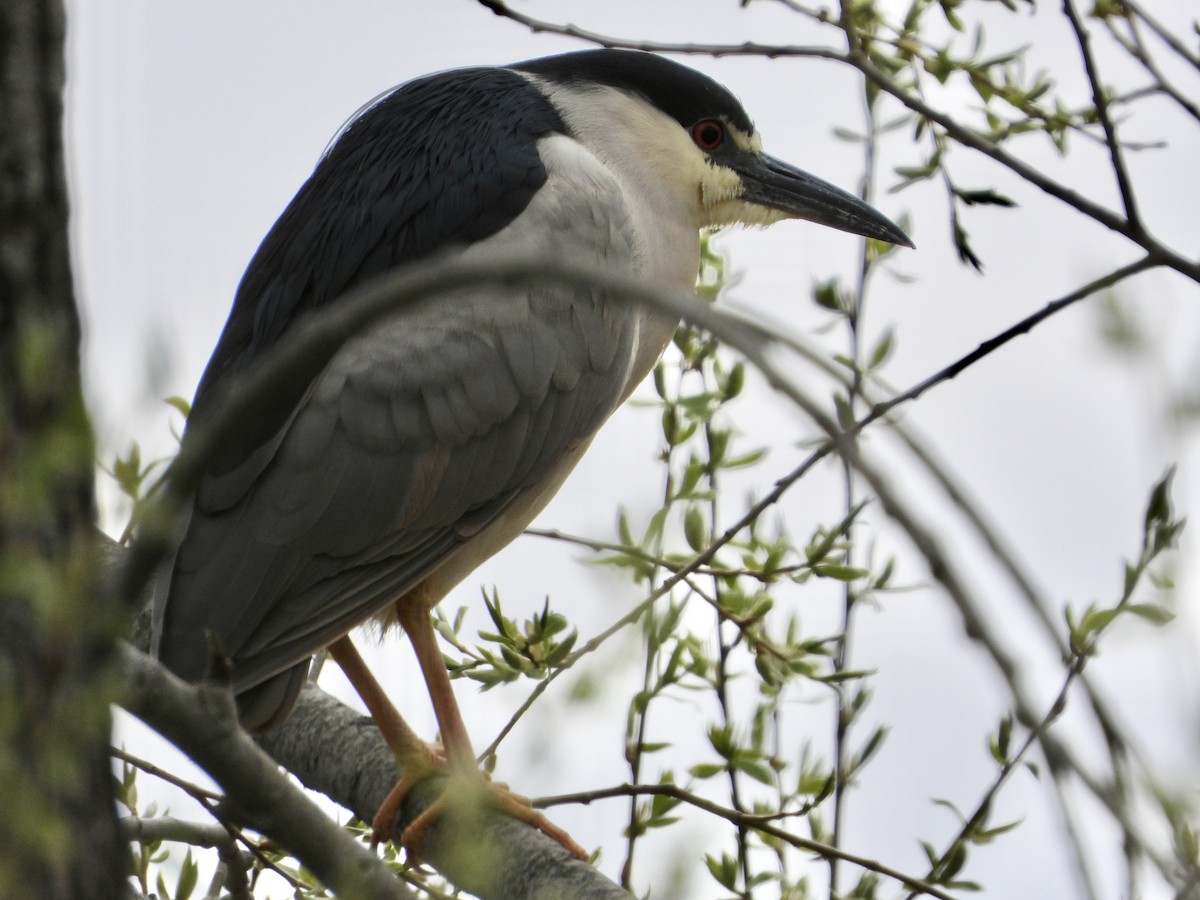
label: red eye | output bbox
[691,119,724,151]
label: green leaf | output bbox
[940,840,969,879]
[857,725,888,766]
[704,852,740,890]
[164,395,191,419]
[868,327,895,370]
[722,361,746,398]
[989,714,1013,764]
[617,508,634,547]
[1126,603,1175,625]
[812,278,845,312]
[176,849,198,900]
[972,817,1023,844]
[684,505,708,552]
[735,758,776,785]
[953,219,984,271]
[954,187,1017,207]
[1123,562,1138,597]
[653,364,668,399]
[1080,605,1119,634]
[723,448,768,469]
[1145,468,1175,531]
[813,564,869,582]
[645,507,668,546]
[639,741,671,754]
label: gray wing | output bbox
[157,146,641,711]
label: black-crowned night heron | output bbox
[153,48,911,852]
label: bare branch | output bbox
[1122,0,1200,71]
[1062,0,1143,232]
[121,816,254,900]
[112,747,221,802]
[477,0,842,61]
[534,783,960,900]
[120,813,243,853]
[1103,16,1200,124]
[866,256,1157,423]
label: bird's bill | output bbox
[737,153,914,248]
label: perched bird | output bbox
[153,48,910,849]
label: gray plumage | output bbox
[153,49,910,731]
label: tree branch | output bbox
[1121,0,1200,71]
[119,643,417,900]
[255,683,631,900]
[477,0,843,62]
[535,783,960,900]
[1062,0,1143,233]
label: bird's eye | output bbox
[691,119,724,151]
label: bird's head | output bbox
[515,49,913,248]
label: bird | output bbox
[152,47,911,852]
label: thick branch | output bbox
[256,683,630,900]
[119,643,416,900]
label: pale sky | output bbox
[68,2,1200,897]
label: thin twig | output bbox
[477,0,843,62]
[705,414,754,899]
[826,60,884,896]
[1103,17,1200,124]
[112,745,302,889]
[1062,0,1143,233]
[1122,0,1200,71]
[866,256,1157,424]
[112,746,222,802]
[535,782,961,900]
[768,0,831,24]
[1044,771,1103,900]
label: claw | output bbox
[330,636,586,860]
[392,774,589,860]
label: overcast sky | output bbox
[67,2,1200,897]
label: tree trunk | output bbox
[0,1,126,896]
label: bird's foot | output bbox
[371,757,587,860]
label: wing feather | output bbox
[156,68,647,730]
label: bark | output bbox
[0,0,126,896]
[120,645,416,900]
[258,683,631,900]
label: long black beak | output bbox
[737,152,914,248]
